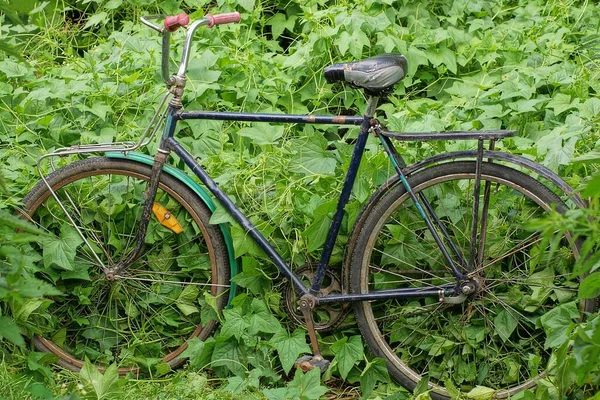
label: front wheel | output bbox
[20,157,230,375]
[350,161,597,398]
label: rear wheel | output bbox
[350,162,597,398]
[20,157,230,375]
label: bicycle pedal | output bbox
[294,355,330,373]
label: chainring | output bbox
[283,263,350,333]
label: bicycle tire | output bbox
[350,161,598,398]
[20,157,230,375]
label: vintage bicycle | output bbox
[19,11,598,399]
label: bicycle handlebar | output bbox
[141,12,241,85]
[206,12,241,28]
[163,12,240,32]
[164,13,190,32]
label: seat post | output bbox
[364,95,379,118]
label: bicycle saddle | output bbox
[323,53,408,96]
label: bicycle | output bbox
[17,11,598,399]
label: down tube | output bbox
[165,137,309,296]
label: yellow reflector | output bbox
[152,203,183,234]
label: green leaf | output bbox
[547,93,578,116]
[0,316,25,347]
[578,97,600,119]
[269,328,311,374]
[212,337,245,376]
[237,125,284,146]
[83,12,109,29]
[176,285,200,316]
[582,172,600,197]
[303,200,336,253]
[80,359,123,400]
[248,299,282,335]
[267,14,296,40]
[493,309,518,342]
[180,337,215,370]
[579,272,600,299]
[331,336,363,380]
[41,225,84,271]
[0,59,30,78]
[359,358,389,399]
[289,135,337,176]
[425,46,457,74]
[221,308,247,340]
[231,258,271,294]
[466,386,496,399]
[0,209,49,236]
[287,368,328,400]
[238,0,255,12]
[539,301,579,349]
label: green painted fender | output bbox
[106,151,239,305]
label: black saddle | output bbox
[323,53,408,96]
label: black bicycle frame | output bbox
[158,106,459,304]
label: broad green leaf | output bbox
[13,298,49,323]
[0,316,25,347]
[267,14,296,40]
[220,308,247,340]
[80,360,122,400]
[224,376,247,394]
[331,336,363,380]
[237,125,284,146]
[248,299,281,335]
[176,285,200,316]
[359,358,389,399]
[547,93,577,116]
[212,337,245,376]
[231,258,271,294]
[466,386,496,400]
[289,135,337,176]
[238,0,255,12]
[578,97,600,119]
[582,172,600,197]
[494,309,518,342]
[349,30,371,59]
[0,209,48,236]
[287,368,328,400]
[539,301,579,349]
[0,59,30,77]
[579,272,600,299]
[263,387,292,400]
[425,46,457,74]
[41,225,84,271]
[303,199,336,252]
[83,12,109,29]
[180,337,214,370]
[269,328,311,374]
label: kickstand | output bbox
[294,294,330,373]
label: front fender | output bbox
[106,151,239,305]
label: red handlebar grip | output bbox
[206,12,241,28]
[164,13,190,32]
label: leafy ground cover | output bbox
[1,0,600,398]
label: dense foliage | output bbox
[1,0,599,398]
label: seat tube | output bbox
[309,96,379,296]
